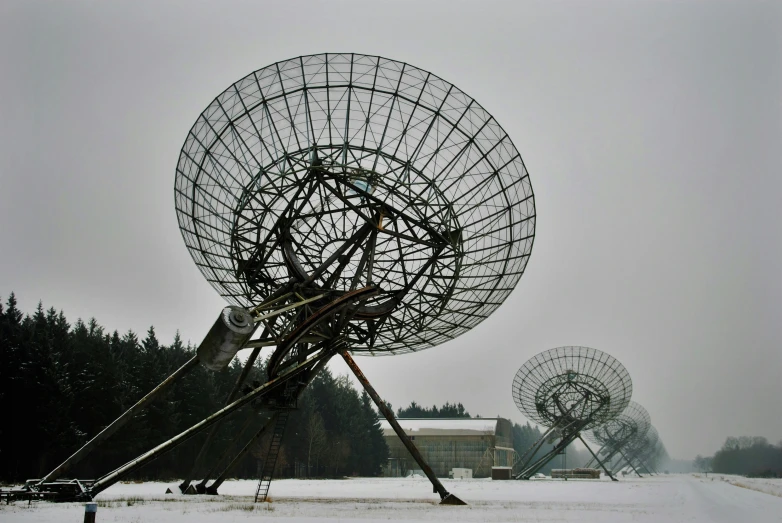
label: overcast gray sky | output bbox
[1,0,779,460]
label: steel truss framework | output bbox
[511,347,632,480]
[14,54,536,506]
[175,52,536,355]
[584,401,651,476]
[613,425,666,476]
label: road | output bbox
[671,474,781,522]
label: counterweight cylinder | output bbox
[197,306,254,371]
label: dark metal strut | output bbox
[340,350,466,505]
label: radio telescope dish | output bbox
[512,346,632,480]
[630,425,659,455]
[617,425,663,475]
[583,401,650,474]
[175,52,536,355]
[513,346,632,431]
[586,401,651,448]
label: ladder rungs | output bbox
[255,409,292,502]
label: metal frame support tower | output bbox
[511,347,633,481]
[22,53,539,505]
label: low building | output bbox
[380,418,515,478]
[551,468,601,479]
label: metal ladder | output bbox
[254,411,290,502]
[254,377,299,503]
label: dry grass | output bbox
[209,502,275,513]
[726,479,782,498]
[95,497,148,508]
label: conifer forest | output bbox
[0,293,389,483]
[0,293,560,483]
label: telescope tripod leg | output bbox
[577,435,617,481]
[40,356,200,486]
[616,449,643,477]
[180,345,265,494]
[206,414,278,494]
[194,414,256,493]
[340,350,466,506]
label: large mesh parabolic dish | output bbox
[585,401,651,448]
[175,53,536,355]
[512,346,632,430]
[627,424,659,456]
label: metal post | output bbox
[83,502,97,523]
[588,444,623,472]
[41,356,200,484]
[584,444,604,468]
[340,350,466,506]
[577,435,617,481]
[614,448,642,477]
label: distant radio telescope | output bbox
[512,346,632,479]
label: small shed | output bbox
[491,466,513,480]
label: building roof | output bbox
[379,418,503,437]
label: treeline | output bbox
[695,436,782,477]
[397,401,471,418]
[0,293,387,483]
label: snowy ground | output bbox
[697,473,782,498]
[2,474,781,522]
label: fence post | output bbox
[84,502,97,523]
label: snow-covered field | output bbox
[698,473,782,498]
[2,474,781,522]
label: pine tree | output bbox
[0,294,25,479]
[358,390,388,476]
